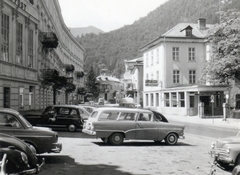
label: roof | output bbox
[95,107,151,113]
[162,23,214,38]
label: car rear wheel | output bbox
[164,133,178,145]
[109,133,124,145]
[68,124,77,132]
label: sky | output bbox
[58,0,169,32]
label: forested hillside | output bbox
[77,0,240,78]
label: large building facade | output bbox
[140,19,228,116]
[0,0,85,111]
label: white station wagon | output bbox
[82,107,185,145]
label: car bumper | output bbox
[19,157,45,174]
[210,149,233,164]
[51,143,62,153]
[82,129,96,135]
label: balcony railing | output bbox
[40,32,58,48]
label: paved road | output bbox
[38,132,231,175]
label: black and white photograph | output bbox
[1,0,240,174]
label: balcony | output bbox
[65,64,75,73]
[76,71,84,78]
[41,32,58,48]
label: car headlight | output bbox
[226,148,231,154]
[21,152,28,165]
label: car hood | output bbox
[215,136,240,147]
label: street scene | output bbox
[1,0,240,175]
[37,117,238,175]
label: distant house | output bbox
[140,18,228,117]
[96,75,124,103]
[123,57,143,106]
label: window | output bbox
[173,70,180,84]
[189,47,195,61]
[118,112,136,121]
[150,93,153,106]
[3,87,10,108]
[0,113,21,128]
[29,86,34,108]
[146,94,149,106]
[151,51,153,66]
[1,13,9,62]
[19,88,24,108]
[138,113,152,121]
[172,47,179,61]
[179,92,185,107]
[29,0,34,5]
[16,22,23,65]
[156,93,159,106]
[156,71,159,80]
[99,112,119,120]
[28,29,34,67]
[156,48,159,64]
[146,54,149,67]
[189,70,196,84]
[164,93,170,107]
[171,92,177,107]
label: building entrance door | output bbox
[200,96,211,115]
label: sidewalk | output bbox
[164,114,240,130]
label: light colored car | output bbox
[82,107,185,145]
[211,132,240,168]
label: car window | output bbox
[70,109,78,115]
[0,113,21,128]
[90,111,98,118]
[118,112,136,121]
[59,108,69,115]
[99,111,119,120]
[138,113,152,121]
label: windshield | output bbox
[90,111,98,118]
[18,114,32,128]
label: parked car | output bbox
[23,105,90,132]
[82,107,185,145]
[0,133,44,175]
[0,108,62,154]
[210,132,240,168]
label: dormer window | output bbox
[180,25,193,37]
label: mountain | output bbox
[69,26,104,37]
[77,0,240,78]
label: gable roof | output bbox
[162,23,214,38]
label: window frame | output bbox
[172,47,179,61]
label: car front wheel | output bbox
[68,124,77,132]
[164,133,178,145]
[109,133,124,145]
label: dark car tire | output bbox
[109,133,124,145]
[164,133,178,145]
[67,124,77,132]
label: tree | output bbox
[201,9,240,84]
[85,66,99,99]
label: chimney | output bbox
[198,18,206,30]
